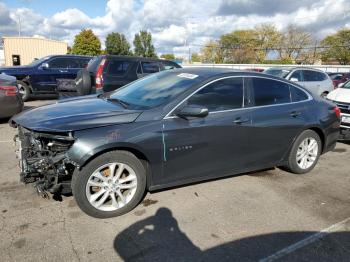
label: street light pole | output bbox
[18,17,21,37]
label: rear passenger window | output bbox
[290,85,309,102]
[290,70,303,81]
[303,70,321,81]
[252,78,291,106]
[141,62,160,73]
[187,77,244,112]
[106,60,130,76]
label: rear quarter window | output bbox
[290,85,309,102]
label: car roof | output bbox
[48,54,92,59]
[266,66,326,73]
[101,55,178,63]
[167,67,288,80]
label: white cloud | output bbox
[0,0,349,57]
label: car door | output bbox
[32,58,72,92]
[102,59,134,92]
[245,77,309,168]
[161,77,252,184]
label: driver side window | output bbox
[186,77,244,112]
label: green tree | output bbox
[72,29,101,56]
[219,30,259,63]
[105,32,132,55]
[133,30,157,57]
[160,53,175,60]
[200,40,224,63]
[254,23,283,62]
[191,52,201,62]
[321,28,350,65]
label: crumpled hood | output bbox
[10,96,142,132]
[327,88,350,103]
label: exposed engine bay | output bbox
[15,126,76,198]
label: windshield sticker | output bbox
[177,73,198,79]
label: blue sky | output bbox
[1,0,350,57]
[2,0,107,17]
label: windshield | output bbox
[341,81,350,89]
[264,68,291,78]
[28,56,50,67]
[107,71,203,109]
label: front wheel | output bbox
[283,130,322,174]
[72,151,146,218]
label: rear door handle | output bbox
[290,111,301,117]
[59,70,68,73]
[233,118,250,124]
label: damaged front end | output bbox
[15,126,76,198]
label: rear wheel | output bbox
[283,130,322,174]
[17,81,30,101]
[72,151,146,218]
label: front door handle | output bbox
[59,70,68,73]
[290,111,301,117]
[233,118,250,124]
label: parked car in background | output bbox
[0,73,23,119]
[264,67,333,97]
[74,55,181,96]
[11,68,340,218]
[329,73,350,88]
[0,55,92,101]
[327,80,350,139]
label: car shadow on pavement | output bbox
[113,208,350,262]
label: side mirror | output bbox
[338,83,344,88]
[40,63,49,70]
[290,77,299,82]
[176,105,209,119]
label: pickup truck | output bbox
[0,55,91,101]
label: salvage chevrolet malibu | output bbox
[10,68,340,218]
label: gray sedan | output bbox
[0,73,23,119]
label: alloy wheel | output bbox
[85,162,138,211]
[296,137,319,170]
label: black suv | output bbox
[75,55,181,96]
[0,55,92,101]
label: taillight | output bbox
[0,86,17,96]
[333,106,341,118]
[95,59,106,90]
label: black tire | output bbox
[283,130,322,174]
[72,150,146,218]
[321,92,328,98]
[75,69,92,96]
[17,80,30,101]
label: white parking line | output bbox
[259,217,350,262]
[0,140,13,143]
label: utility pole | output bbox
[18,17,21,37]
